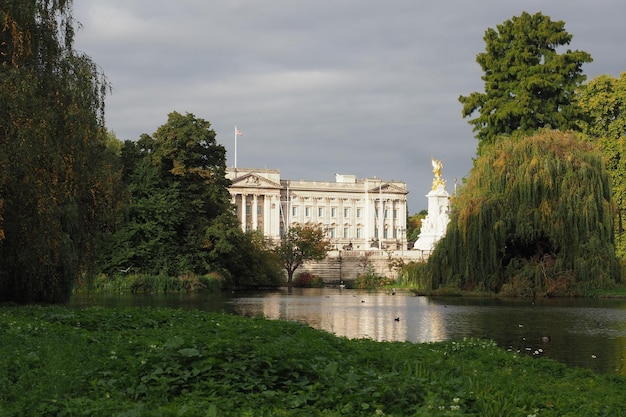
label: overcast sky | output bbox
[73,0,625,212]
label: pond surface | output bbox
[70,288,626,375]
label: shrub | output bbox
[354,265,393,289]
[293,271,324,287]
[88,272,225,294]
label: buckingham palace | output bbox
[226,168,409,251]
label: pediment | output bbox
[369,183,407,194]
[230,173,282,189]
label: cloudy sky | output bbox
[73,0,625,212]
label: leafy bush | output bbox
[293,271,324,287]
[90,272,224,294]
[354,265,393,289]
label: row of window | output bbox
[325,227,403,239]
[242,223,403,240]
[291,206,399,219]
[236,205,400,220]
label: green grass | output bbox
[1,306,625,416]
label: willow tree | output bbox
[0,1,113,303]
[459,12,592,154]
[427,130,620,296]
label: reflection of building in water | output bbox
[324,295,448,343]
[230,291,448,343]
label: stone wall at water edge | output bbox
[300,250,426,283]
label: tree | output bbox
[407,210,428,243]
[0,0,114,303]
[577,73,626,256]
[577,73,626,140]
[459,12,592,154]
[99,112,232,276]
[97,140,183,275]
[97,112,282,287]
[275,224,331,283]
[426,130,620,296]
[151,112,233,273]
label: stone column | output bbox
[252,194,258,231]
[240,194,247,231]
[264,194,271,236]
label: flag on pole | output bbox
[235,126,243,136]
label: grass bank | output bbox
[1,306,625,417]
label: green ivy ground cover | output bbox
[1,306,624,416]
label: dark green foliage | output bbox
[427,130,621,296]
[92,272,224,294]
[97,112,282,287]
[0,0,117,302]
[2,306,625,416]
[459,12,592,154]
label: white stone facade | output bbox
[226,168,409,251]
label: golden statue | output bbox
[431,157,445,190]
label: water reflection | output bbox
[229,288,446,342]
[71,288,626,375]
[226,288,626,375]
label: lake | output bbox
[70,287,626,375]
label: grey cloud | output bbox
[73,0,626,211]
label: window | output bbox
[393,228,398,238]
[375,209,379,218]
[383,228,388,239]
[384,209,388,219]
[356,228,362,238]
[356,208,362,218]
[257,205,262,215]
[343,227,349,238]
[318,207,324,217]
[246,205,251,216]
[305,207,311,217]
[331,207,337,218]
[343,208,350,218]
[393,209,398,219]
[291,206,298,217]
[329,227,336,238]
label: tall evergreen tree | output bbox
[459,12,592,154]
[427,130,620,296]
[0,0,114,302]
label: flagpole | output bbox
[234,125,238,170]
